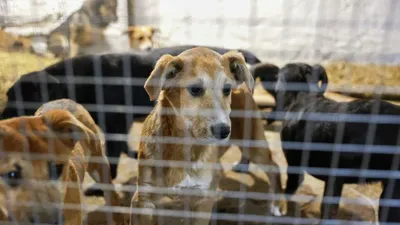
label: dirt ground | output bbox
[0,50,390,224]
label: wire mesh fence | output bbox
[0,0,399,225]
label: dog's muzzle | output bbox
[211,123,231,139]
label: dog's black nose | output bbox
[145,46,152,51]
[211,123,231,139]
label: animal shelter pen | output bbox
[0,0,399,224]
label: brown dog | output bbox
[124,26,159,51]
[129,47,281,225]
[0,99,122,224]
[47,0,118,58]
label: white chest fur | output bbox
[172,161,213,190]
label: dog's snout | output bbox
[145,46,152,51]
[211,123,231,139]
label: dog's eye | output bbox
[138,36,144,41]
[188,85,204,97]
[222,84,232,96]
[2,166,22,188]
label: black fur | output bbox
[1,45,261,180]
[265,63,400,222]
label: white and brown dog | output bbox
[124,26,159,51]
[129,47,282,225]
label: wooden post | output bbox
[127,0,135,26]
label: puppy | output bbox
[259,63,400,222]
[129,47,279,225]
[47,0,118,58]
[2,45,262,181]
[0,99,122,224]
[127,86,285,220]
[124,26,159,51]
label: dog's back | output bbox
[47,0,118,58]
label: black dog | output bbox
[1,45,261,181]
[255,62,400,222]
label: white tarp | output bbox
[1,0,399,65]
[135,0,400,65]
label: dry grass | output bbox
[0,51,58,91]
[0,50,59,109]
[325,61,400,99]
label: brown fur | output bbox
[47,0,118,58]
[129,47,281,225]
[124,26,158,51]
[0,28,32,53]
[0,99,122,224]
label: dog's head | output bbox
[0,110,93,224]
[252,62,328,97]
[275,63,328,95]
[144,47,254,140]
[124,26,158,51]
[0,29,33,53]
[96,0,118,27]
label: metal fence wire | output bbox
[0,0,399,225]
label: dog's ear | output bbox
[250,63,280,82]
[311,64,328,93]
[144,54,184,101]
[41,110,92,151]
[250,63,280,93]
[123,26,136,35]
[150,27,160,35]
[222,51,255,93]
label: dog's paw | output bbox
[135,202,155,225]
[270,203,283,217]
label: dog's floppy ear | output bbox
[41,110,92,151]
[144,54,184,101]
[123,26,134,35]
[222,51,255,93]
[150,27,160,35]
[311,64,328,93]
[250,63,280,92]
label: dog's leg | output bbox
[134,164,156,225]
[190,197,216,225]
[63,163,83,225]
[379,179,400,222]
[320,179,343,221]
[68,24,79,58]
[285,171,304,218]
[230,89,284,216]
[86,135,124,224]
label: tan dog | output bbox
[124,26,159,51]
[0,99,122,224]
[127,86,285,224]
[129,47,282,225]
